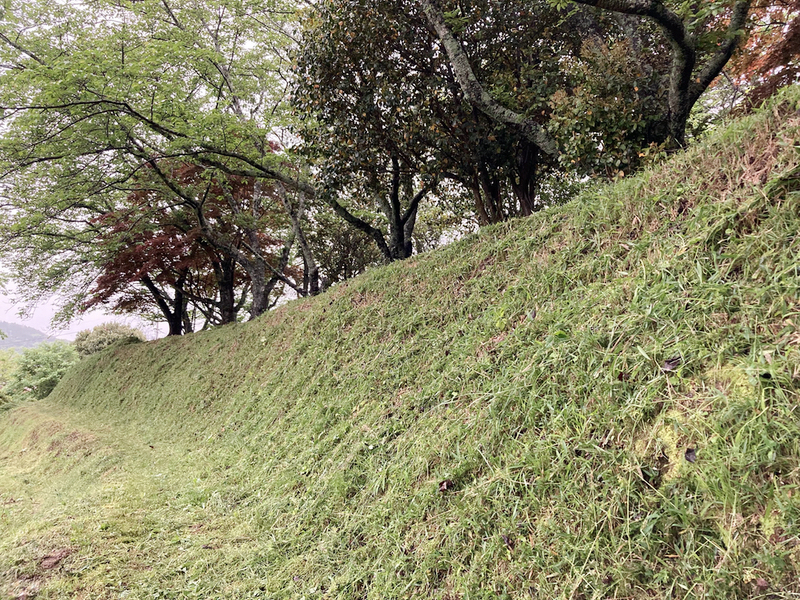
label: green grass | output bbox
[1,88,800,599]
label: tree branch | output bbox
[689,0,752,105]
[419,0,560,159]
[325,194,392,262]
[402,178,435,225]
[571,1,690,50]
[0,31,46,66]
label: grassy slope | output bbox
[1,89,799,600]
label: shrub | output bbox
[0,349,18,407]
[0,349,17,384]
[73,322,146,357]
[7,341,79,400]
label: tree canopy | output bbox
[0,0,784,335]
[0,0,316,324]
[422,0,755,150]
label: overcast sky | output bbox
[0,289,161,341]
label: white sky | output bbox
[0,291,161,341]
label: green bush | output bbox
[7,341,79,400]
[0,349,18,407]
[73,322,146,357]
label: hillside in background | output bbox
[0,89,798,599]
[0,321,52,350]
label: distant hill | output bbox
[0,321,52,350]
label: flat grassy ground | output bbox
[1,89,799,599]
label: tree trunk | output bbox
[573,0,752,149]
[478,165,504,223]
[249,267,270,318]
[215,255,238,325]
[278,186,321,295]
[510,141,539,216]
[420,0,560,158]
[141,273,187,336]
[470,178,488,225]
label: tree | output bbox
[548,35,671,176]
[0,348,17,388]
[6,341,78,400]
[103,161,300,325]
[421,0,754,150]
[84,203,229,335]
[0,0,318,326]
[0,349,17,406]
[729,0,800,107]
[294,1,440,259]
[295,0,586,232]
[419,0,561,157]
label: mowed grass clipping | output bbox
[1,88,799,599]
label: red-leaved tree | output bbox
[731,1,800,107]
[85,161,302,334]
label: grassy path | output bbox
[0,402,271,599]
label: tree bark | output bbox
[471,178,491,226]
[213,254,238,325]
[277,185,321,295]
[511,140,540,216]
[478,165,503,223]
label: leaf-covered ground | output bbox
[1,88,799,599]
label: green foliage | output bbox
[305,210,385,285]
[0,89,799,598]
[534,0,757,149]
[0,0,765,336]
[0,0,303,325]
[7,341,78,400]
[0,349,17,382]
[73,323,146,358]
[293,0,579,231]
[0,349,18,406]
[549,38,670,177]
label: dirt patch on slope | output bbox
[5,548,74,599]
